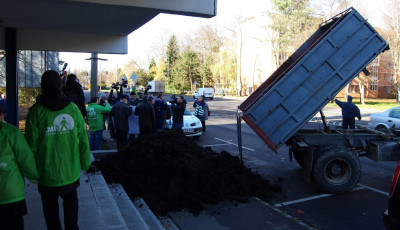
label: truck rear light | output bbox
[389,161,400,198]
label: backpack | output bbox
[194,105,204,116]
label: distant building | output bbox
[336,50,396,99]
[0,51,58,87]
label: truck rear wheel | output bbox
[313,147,361,193]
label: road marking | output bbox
[254,197,317,230]
[203,144,232,147]
[274,194,333,207]
[273,186,365,207]
[214,138,256,151]
[358,183,389,196]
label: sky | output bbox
[59,0,388,72]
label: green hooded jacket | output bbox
[86,102,111,131]
[0,121,38,205]
[25,100,90,187]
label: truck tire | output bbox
[210,97,214,100]
[313,147,361,193]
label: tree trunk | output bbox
[359,83,365,105]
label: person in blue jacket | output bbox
[0,93,6,121]
[153,95,167,130]
[334,95,361,129]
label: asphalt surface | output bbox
[171,95,397,230]
[88,91,398,229]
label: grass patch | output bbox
[326,98,399,111]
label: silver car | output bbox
[368,107,400,133]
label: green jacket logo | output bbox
[45,114,75,136]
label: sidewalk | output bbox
[24,171,130,230]
[23,130,146,230]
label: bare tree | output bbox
[384,0,400,102]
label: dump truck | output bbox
[237,7,400,193]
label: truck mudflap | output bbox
[366,140,400,162]
[238,7,389,151]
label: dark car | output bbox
[384,160,400,230]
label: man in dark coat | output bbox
[171,95,186,131]
[134,95,156,136]
[334,95,361,129]
[153,95,168,130]
[110,94,132,150]
[62,74,87,117]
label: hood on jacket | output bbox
[35,94,71,111]
[65,79,82,89]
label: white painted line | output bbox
[254,197,317,230]
[273,186,365,208]
[214,138,255,151]
[274,193,333,207]
[91,149,118,154]
[358,183,389,196]
[203,144,232,147]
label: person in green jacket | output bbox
[86,96,111,150]
[25,70,91,230]
[0,107,39,230]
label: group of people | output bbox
[0,69,211,230]
[1,70,90,230]
[86,86,209,151]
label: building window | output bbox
[350,85,359,93]
[384,86,392,95]
[389,62,393,68]
[278,52,287,66]
[388,74,392,81]
[370,80,378,91]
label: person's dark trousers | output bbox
[40,189,79,230]
[155,117,164,130]
[109,117,116,139]
[115,129,128,150]
[201,120,206,132]
[0,200,27,230]
[129,134,135,140]
[342,117,355,129]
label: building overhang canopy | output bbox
[0,0,217,54]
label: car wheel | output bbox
[313,147,361,193]
[376,125,389,133]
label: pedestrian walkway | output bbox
[24,170,132,230]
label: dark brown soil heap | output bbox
[91,130,281,215]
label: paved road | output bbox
[171,96,397,230]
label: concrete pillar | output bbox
[90,53,98,99]
[5,28,18,126]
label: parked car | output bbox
[165,103,202,137]
[193,87,214,100]
[384,160,400,230]
[368,107,400,133]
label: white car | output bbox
[165,103,203,137]
[193,87,214,100]
[368,107,400,132]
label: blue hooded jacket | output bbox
[335,98,361,120]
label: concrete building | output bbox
[0,51,58,87]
